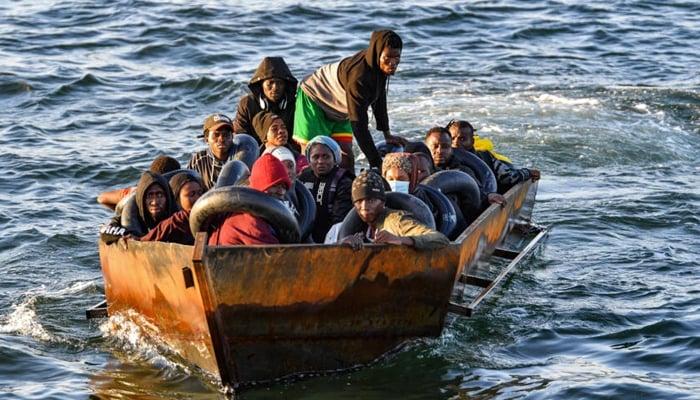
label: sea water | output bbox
[1,1,698,399]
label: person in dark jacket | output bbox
[169,171,204,212]
[99,171,178,245]
[208,154,292,246]
[97,155,181,211]
[293,29,407,171]
[424,126,506,208]
[188,113,257,191]
[253,111,308,175]
[447,119,540,193]
[234,57,298,149]
[297,135,354,243]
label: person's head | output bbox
[262,78,286,103]
[249,57,297,106]
[202,113,234,161]
[425,126,453,167]
[413,152,435,183]
[249,153,292,200]
[263,145,296,181]
[136,171,175,229]
[169,172,203,212]
[253,112,288,147]
[369,30,403,76]
[352,170,386,225]
[305,136,342,177]
[149,155,181,174]
[382,152,416,194]
[447,119,476,151]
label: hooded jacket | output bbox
[134,171,178,232]
[300,29,402,169]
[99,171,177,244]
[233,57,298,144]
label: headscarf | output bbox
[381,152,420,193]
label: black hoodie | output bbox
[233,57,298,145]
[301,30,403,170]
[99,171,177,244]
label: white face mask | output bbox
[387,180,410,194]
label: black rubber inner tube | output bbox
[189,185,300,243]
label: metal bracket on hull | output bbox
[85,299,108,319]
[448,223,548,317]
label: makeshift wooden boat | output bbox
[90,179,546,391]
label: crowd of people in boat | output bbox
[98,29,540,250]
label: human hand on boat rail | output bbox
[487,193,507,208]
[372,230,413,246]
[117,233,138,250]
[339,232,365,251]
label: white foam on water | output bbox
[0,296,53,342]
[98,310,193,377]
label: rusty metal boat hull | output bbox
[97,180,540,389]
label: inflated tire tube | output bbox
[461,151,498,195]
[189,186,300,243]
[289,180,316,241]
[215,160,250,188]
[232,133,259,170]
[375,139,404,158]
[414,184,458,238]
[422,170,482,225]
[337,192,436,240]
[119,191,146,237]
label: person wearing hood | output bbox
[97,155,181,211]
[293,29,407,172]
[297,136,355,243]
[99,171,178,245]
[253,111,308,175]
[234,57,298,149]
[208,154,292,246]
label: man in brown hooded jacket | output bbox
[293,29,407,171]
[233,57,298,149]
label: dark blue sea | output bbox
[1,1,698,399]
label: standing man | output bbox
[293,29,407,171]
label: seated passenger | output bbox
[447,119,540,193]
[338,170,449,250]
[208,154,292,246]
[99,171,178,245]
[413,151,435,183]
[425,126,506,208]
[188,113,257,192]
[297,136,354,243]
[233,56,298,149]
[253,111,308,174]
[97,155,181,211]
[169,172,204,212]
[263,145,301,219]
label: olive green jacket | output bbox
[374,208,449,250]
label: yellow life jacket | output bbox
[474,135,512,163]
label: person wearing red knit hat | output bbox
[208,154,292,245]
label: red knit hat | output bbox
[249,153,292,192]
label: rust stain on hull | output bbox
[97,181,537,388]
